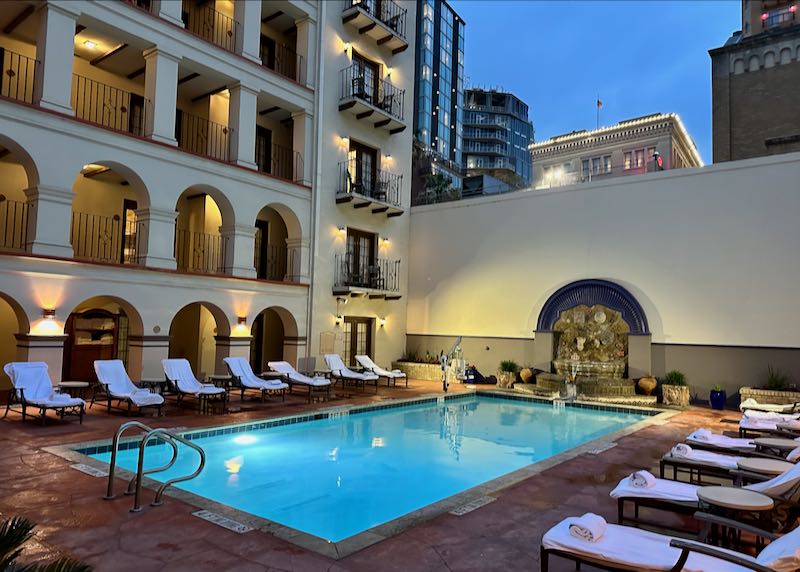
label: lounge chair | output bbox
[93,359,164,416]
[740,410,800,437]
[540,511,798,572]
[324,354,379,392]
[660,444,745,484]
[161,358,227,414]
[687,428,756,454]
[740,398,799,414]
[267,361,331,403]
[3,362,85,425]
[355,354,408,388]
[223,357,287,402]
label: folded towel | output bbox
[568,513,607,543]
[786,447,800,463]
[629,470,656,489]
[782,419,800,430]
[671,444,692,458]
[693,428,712,441]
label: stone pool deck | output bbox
[1,381,740,571]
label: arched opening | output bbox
[0,136,38,253]
[175,186,233,274]
[250,306,299,372]
[61,296,143,383]
[70,162,149,264]
[169,302,228,379]
[0,292,29,391]
[254,203,302,282]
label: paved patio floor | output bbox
[0,381,742,571]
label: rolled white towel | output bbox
[692,428,712,441]
[671,443,692,458]
[568,513,607,543]
[786,447,800,463]
[629,470,656,489]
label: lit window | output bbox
[624,152,632,170]
[635,149,645,167]
[603,155,611,173]
[591,157,601,174]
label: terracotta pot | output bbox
[637,376,657,396]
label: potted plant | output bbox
[497,360,520,389]
[709,384,726,410]
[662,370,690,406]
[739,366,799,409]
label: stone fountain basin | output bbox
[553,358,626,379]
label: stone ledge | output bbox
[578,395,658,407]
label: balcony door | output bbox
[352,51,378,103]
[343,316,373,367]
[255,126,272,174]
[346,228,376,287]
[347,141,377,197]
[120,199,138,264]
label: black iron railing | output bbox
[253,240,296,281]
[71,74,147,135]
[0,196,28,251]
[121,0,152,12]
[174,228,227,274]
[261,41,305,84]
[182,3,238,53]
[334,251,400,292]
[0,48,37,104]
[256,141,303,183]
[463,141,507,155]
[176,110,231,161]
[343,0,407,39]
[340,64,404,120]
[70,211,142,264]
[338,159,402,207]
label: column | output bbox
[291,110,313,185]
[234,0,262,64]
[34,3,78,114]
[128,335,171,379]
[136,207,178,270]
[285,237,309,283]
[220,223,256,278]
[214,336,252,376]
[295,17,316,88]
[531,331,555,372]
[15,334,67,385]
[24,184,73,257]
[282,336,307,369]
[143,48,180,146]
[152,0,185,27]
[228,83,258,169]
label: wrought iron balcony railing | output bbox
[0,48,37,104]
[334,251,400,292]
[338,159,402,207]
[0,197,28,252]
[256,141,304,184]
[175,110,231,162]
[174,228,227,274]
[71,74,147,136]
[182,3,239,53]
[261,41,305,84]
[340,64,404,120]
[253,240,296,281]
[71,211,143,264]
[342,0,407,39]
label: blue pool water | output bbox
[90,396,648,542]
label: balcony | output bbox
[253,240,293,281]
[0,197,28,252]
[182,2,239,54]
[256,141,304,184]
[0,48,37,104]
[463,114,510,129]
[463,127,509,143]
[175,110,231,162]
[342,0,408,55]
[71,211,143,265]
[338,64,405,134]
[71,75,147,136]
[336,159,404,217]
[261,41,305,84]
[174,228,227,274]
[463,142,507,156]
[333,252,401,299]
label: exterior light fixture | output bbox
[343,41,351,53]
[42,308,56,320]
[380,236,390,245]
[386,67,393,77]
[237,316,247,325]
[83,40,98,49]
[337,225,346,235]
[378,317,386,328]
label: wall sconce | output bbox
[380,236,390,246]
[42,308,56,320]
[237,316,247,325]
[335,315,343,326]
[337,225,346,236]
[386,67,393,77]
[384,152,392,160]
[378,317,386,328]
[343,41,351,54]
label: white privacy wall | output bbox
[407,152,800,348]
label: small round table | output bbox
[57,381,90,399]
[139,378,168,396]
[697,486,774,511]
[754,437,799,456]
[737,457,794,476]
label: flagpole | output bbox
[596,93,600,130]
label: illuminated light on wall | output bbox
[343,41,351,54]
[380,236,390,246]
[378,317,386,328]
[30,308,63,336]
[232,316,249,337]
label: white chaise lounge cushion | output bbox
[3,362,85,408]
[666,445,742,469]
[746,461,800,498]
[543,517,756,572]
[223,357,288,390]
[354,355,407,379]
[162,359,225,396]
[609,475,699,502]
[687,429,755,450]
[740,398,798,414]
[755,525,800,571]
[324,354,379,381]
[268,361,330,386]
[94,359,164,407]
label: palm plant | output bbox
[0,516,91,572]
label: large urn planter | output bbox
[497,371,516,389]
[662,384,690,407]
[709,388,727,410]
[637,376,657,396]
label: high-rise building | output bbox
[411,0,465,203]
[462,88,534,192]
[710,0,800,162]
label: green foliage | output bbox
[766,365,790,391]
[499,360,521,373]
[663,370,687,386]
[0,516,91,572]
[398,351,439,364]
[711,384,723,392]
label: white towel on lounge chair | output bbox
[324,354,379,381]
[687,429,755,450]
[354,355,407,379]
[740,398,798,414]
[610,475,699,502]
[161,359,225,396]
[746,461,800,498]
[743,410,800,421]
[568,513,607,542]
[630,470,657,488]
[4,362,85,408]
[543,517,759,572]
[786,447,800,463]
[666,446,742,469]
[223,357,288,390]
[267,361,330,386]
[94,360,164,407]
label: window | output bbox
[347,141,378,198]
[635,149,645,168]
[351,51,379,103]
[591,157,601,174]
[343,317,374,367]
[603,155,611,173]
[345,228,378,288]
[581,160,589,178]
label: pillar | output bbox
[532,331,555,372]
[228,83,258,169]
[220,223,256,278]
[282,336,307,369]
[24,184,73,257]
[214,336,252,376]
[234,0,262,64]
[627,334,653,379]
[128,335,171,380]
[295,17,316,87]
[291,110,313,185]
[143,48,180,146]
[15,334,67,385]
[152,0,185,27]
[135,207,178,270]
[34,3,78,115]
[285,237,309,283]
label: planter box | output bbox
[497,371,516,389]
[740,387,800,406]
[662,384,690,407]
[392,361,441,381]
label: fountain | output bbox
[552,304,629,379]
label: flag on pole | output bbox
[596,99,603,109]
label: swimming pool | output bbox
[87,394,652,543]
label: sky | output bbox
[449,0,742,163]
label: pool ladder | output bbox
[103,420,206,513]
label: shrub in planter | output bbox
[766,365,790,391]
[497,360,520,389]
[709,384,727,410]
[662,369,690,407]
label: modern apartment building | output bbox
[462,88,534,189]
[411,0,464,202]
[530,113,702,190]
[0,0,415,387]
[710,0,800,162]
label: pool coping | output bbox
[44,390,676,560]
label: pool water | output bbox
[91,396,647,542]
